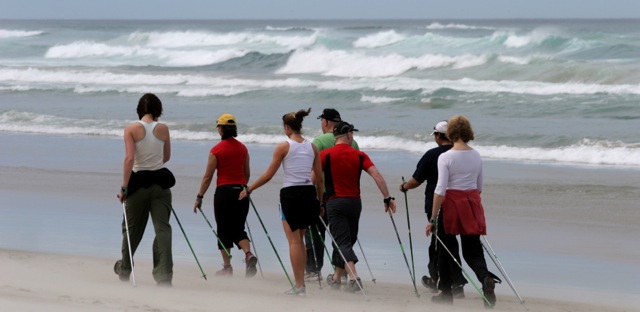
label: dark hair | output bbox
[436,132,449,141]
[447,115,474,143]
[282,108,311,133]
[137,93,163,120]
[220,125,238,139]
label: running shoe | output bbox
[483,277,496,308]
[113,260,130,282]
[344,277,363,293]
[215,264,233,277]
[245,254,258,278]
[304,271,320,281]
[326,273,342,290]
[421,275,438,293]
[285,286,306,296]
[452,284,465,299]
[431,291,453,304]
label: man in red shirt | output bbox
[321,121,396,293]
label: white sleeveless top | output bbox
[282,139,314,187]
[133,121,165,172]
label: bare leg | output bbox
[283,221,306,288]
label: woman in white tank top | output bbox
[115,93,174,286]
[240,108,323,296]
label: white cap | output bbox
[430,121,448,136]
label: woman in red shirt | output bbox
[194,113,258,278]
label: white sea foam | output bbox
[493,28,555,48]
[276,48,488,77]
[425,23,496,30]
[44,41,248,67]
[3,67,640,97]
[360,95,406,103]
[265,26,318,32]
[353,30,407,48]
[2,111,639,167]
[3,66,640,97]
[0,29,44,39]
[497,55,533,65]
[128,30,317,50]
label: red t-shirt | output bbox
[320,144,374,199]
[210,138,248,186]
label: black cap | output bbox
[317,108,342,122]
[333,121,358,136]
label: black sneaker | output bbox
[326,273,341,290]
[452,284,465,298]
[113,260,130,282]
[482,277,496,309]
[431,291,453,304]
[344,277,363,293]
[421,275,438,293]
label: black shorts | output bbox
[279,185,320,231]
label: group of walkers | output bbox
[114,93,499,308]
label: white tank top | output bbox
[282,139,314,187]
[133,121,165,172]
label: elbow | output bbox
[124,155,134,166]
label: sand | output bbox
[1,248,633,312]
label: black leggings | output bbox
[214,185,250,250]
[436,210,489,292]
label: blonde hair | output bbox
[447,115,474,143]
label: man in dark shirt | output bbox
[399,120,466,297]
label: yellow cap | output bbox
[217,113,236,126]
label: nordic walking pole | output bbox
[244,188,294,289]
[307,226,323,288]
[387,209,420,297]
[171,207,207,280]
[315,223,336,272]
[246,220,264,278]
[433,229,492,307]
[481,236,526,307]
[319,216,369,301]
[121,201,137,287]
[356,239,376,283]
[401,176,416,285]
[197,207,232,260]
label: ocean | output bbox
[1,19,640,168]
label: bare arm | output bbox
[400,177,422,193]
[244,153,251,183]
[154,123,171,163]
[119,125,136,203]
[239,142,288,199]
[194,153,217,212]
[365,166,396,213]
[311,144,324,204]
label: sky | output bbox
[0,0,639,20]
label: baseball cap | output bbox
[217,113,236,126]
[430,121,447,136]
[333,121,358,136]
[317,108,342,122]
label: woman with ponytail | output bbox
[240,108,324,296]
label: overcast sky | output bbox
[1,0,639,19]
